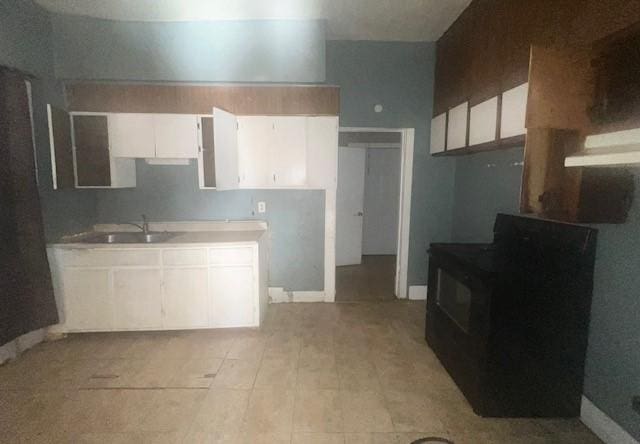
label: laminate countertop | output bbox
[48,229,267,249]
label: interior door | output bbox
[336,146,366,266]
[213,107,239,190]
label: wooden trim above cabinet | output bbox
[65,83,340,116]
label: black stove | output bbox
[425,213,597,418]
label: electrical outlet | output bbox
[633,396,640,415]
[258,201,266,213]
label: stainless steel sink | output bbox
[81,232,175,244]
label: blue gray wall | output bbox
[450,150,640,440]
[326,40,456,285]
[0,0,98,241]
[52,15,326,83]
[46,13,328,291]
[96,161,325,291]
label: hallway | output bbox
[336,255,396,302]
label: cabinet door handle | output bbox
[273,173,276,182]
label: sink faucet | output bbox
[126,214,149,234]
[141,214,149,234]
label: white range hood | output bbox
[565,127,640,167]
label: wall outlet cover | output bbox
[258,201,266,213]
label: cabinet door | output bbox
[162,268,208,329]
[153,114,199,158]
[73,114,111,187]
[47,105,75,189]
[237,116,271,188]
[108,113,156,158]
[113,268,162,329]
[430,113,447,154]
[213,107,240,190]
[209,266,255,328]
[500,83,528,139]
[469,97,498,146]
[198,116,216,188]
[306,116,338,189]
[270,117,307,187]
[446,102,468,150]
[61,268,112,331]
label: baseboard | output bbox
[269,287,326,303]
[408,285,428,300]
[581,396,639,444]
[0,328,46,365]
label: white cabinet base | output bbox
[48,239,267,332]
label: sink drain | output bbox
[410,438,454,444]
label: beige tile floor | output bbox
[0,301,602,443]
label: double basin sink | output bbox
[81,232,175,244]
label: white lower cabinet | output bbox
[113,268,162,330]
[162,267,209,328]
[61,268,112,331]
[209,266,255,328]
[48,242,265,332]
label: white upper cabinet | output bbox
[108,113,199,159]
[108,113,156,158]
[500,83,529,139]
[469,96,498,146]
[237,116,272,188]
[270,116,307,187]
[213,107,240,190]
[430,112,447,154]
[237,116,309,188]
[306,116,339,189]
[447,102,469,150]
[205,112,337,190]
[153,114,199,158]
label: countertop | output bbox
[48,229,267,249]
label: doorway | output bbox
[334,128,413,302]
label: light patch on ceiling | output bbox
[34,0,472,41]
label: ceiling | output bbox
[34,0,471,41]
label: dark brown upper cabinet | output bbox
[590,23,640,133]
[47,107,136,189]
[72,115,112,187]
[198,116,216,189]
[432,0,640,223]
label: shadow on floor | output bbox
[335,255,396,302]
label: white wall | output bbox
[362,147,401,255]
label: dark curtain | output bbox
[0,67,58,346]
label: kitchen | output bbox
[1,1,640,443]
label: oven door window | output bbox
[436,268,472,333]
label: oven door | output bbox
[425,254,492,411]
[435,266,474,333]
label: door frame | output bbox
[328,127,414,300]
